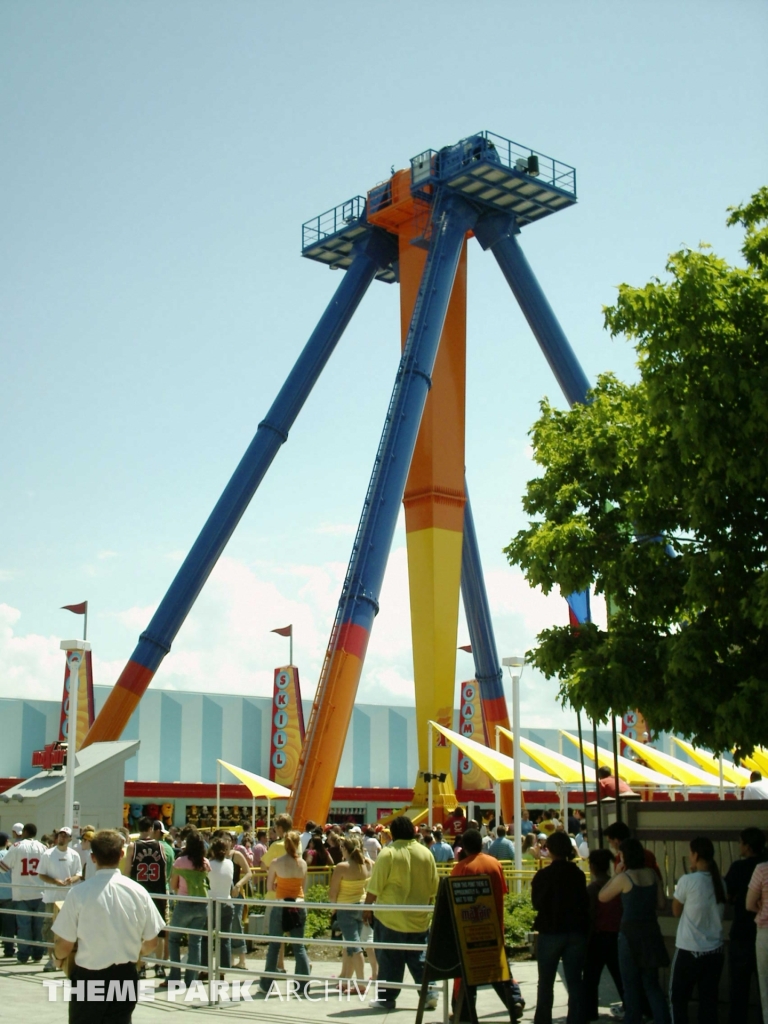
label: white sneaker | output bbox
[609,1007,625,1020]
[425,992,438,1011]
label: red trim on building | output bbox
[0,778,26,792]
[0,777,740,805]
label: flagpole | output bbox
[83,602,88,643]
[290,629,293,667]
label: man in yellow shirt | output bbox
[364,815,439,1010]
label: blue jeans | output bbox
[260,904,311,995]
[534,931,587,1024]
[168,900,209,985]
[201,902,233,970]
[230,901,247,955]
[14,898,44,961]
[336,907,364,955]
[374,919,433,1005]
[617,931,670,1024]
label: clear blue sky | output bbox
[2,2,766,731]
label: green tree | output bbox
[505,189,768,756]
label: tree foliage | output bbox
[505,189,768,756]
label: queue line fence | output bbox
[3,865,540,1013]
[146,891,451,1014]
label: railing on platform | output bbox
[301,196,367,250]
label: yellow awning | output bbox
[671,738,750,787]
[429,722,558,784]
[622,736,734,788]
[497,727,587,784]
[217,759,291,799]
[560,731,681,787]
[742,748,768,776]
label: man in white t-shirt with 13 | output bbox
[38,826,82,971]
[0,822,46,964]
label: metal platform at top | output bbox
[300,131,577,280]
[301,196,398,283]
[407,131,577,226]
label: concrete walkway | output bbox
[0,952,622,1022]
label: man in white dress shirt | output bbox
[52,829,165,1024]
[744,771,768,800]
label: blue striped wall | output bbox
[1,685,626,787]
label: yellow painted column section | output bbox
[407,526,463,810]
[399,235,468,813]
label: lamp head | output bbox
[502,656,525,668]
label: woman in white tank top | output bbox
[207,838,235,971]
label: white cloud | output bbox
[97,550,119,560]
[0,603,66,700]
[0,569,15,581]
[113,604,158,632]
[0,552,581,730]
[483,567,568,636]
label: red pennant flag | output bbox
[271,625,292,638]
[458,644,472,653]
[62,602,88,615]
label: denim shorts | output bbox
[336,907,364,955]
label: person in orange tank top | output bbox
[259,832,310,996]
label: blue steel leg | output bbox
[288,194,480,825]
[84,227,397,746]
[474,214,590,408]
[460,481,506,715]
[460,480,513,821]
[474,213,594,646]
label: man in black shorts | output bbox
[126,817,168,978]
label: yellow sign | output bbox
[269,665,306,787]
[457,680,491,791]
[448,875,509,986]
[423,875,509,997]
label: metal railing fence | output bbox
[2,872,535,1012]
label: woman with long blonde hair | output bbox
[258,831,310,995]
[329,836,373,984]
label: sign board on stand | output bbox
[416,875,509,1024]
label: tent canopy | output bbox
[622,736,734,789]
[560,731,681,788]
[742,748,768,776]
[217,759,291,799]
[429,722,558,784]
[497,726,587,785]
[671,738,749,787]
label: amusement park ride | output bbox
[82,131,593,826]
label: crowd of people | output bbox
[1,809,768,1023]
[528,820,768,1024]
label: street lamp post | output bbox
[502,655,525,892]
[60,639,91,831]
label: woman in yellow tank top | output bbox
[329,836,373,984]
[259,832,310,995]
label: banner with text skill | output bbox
[269,665,305,786]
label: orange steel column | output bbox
[399,235,467,814]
